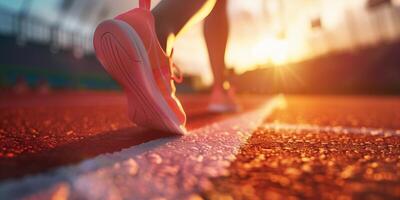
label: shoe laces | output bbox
[169,48,183,83]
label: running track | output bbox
[0,92,399,199]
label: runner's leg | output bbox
[152,0,217,51]
[204,0,228,91]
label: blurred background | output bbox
[0,0,399,95]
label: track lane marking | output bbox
[0,95,285,200]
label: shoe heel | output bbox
[93,20,142,78]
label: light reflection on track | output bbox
[0,96,283,200]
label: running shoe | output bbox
[208,82,240,113]
[93,0,187,134]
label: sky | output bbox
[0,0,399,84]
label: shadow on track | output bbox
[0,110,232,181]
[0,127,177,181]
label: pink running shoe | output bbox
[93,0,187,134]
[208,84,241,113]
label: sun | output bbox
[251,37,289,66]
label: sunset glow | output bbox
[171,0,400,84]
[251,36,289,66]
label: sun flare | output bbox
[251,37,289,66]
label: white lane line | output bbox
[0,95,285,200]
[262,123,400,136]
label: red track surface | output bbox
[267,95,400,129]
[0,91,265,180]
[205,95,400,199]
[1,93,400,199]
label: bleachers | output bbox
[0,3,118,89]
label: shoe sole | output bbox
[93,19,186,135]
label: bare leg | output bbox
[153,0,229,87]
[203,0,239,112]
[152,0,237,112]
[204,0,229,91]
[152,0,217,51]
